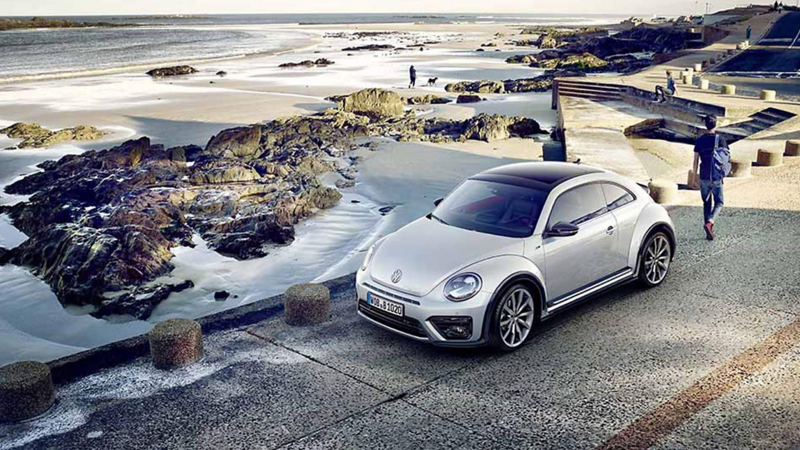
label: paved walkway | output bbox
[2,156,799,450]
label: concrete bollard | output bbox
[149,319,203,370]
[786,140,800,157]
[721,85,736,95]
[756,148,783,167]
[729,158,752,178]
[682,74,692,85]
[284,283,331,326]
[694,63,703,72]
[648,180,678,204]
[686,170,699,189]
[700,79,710,90]
[0,361,55,422]
[760,90,776,101]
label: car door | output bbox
[601,182,639,269]
[542,183,620,303]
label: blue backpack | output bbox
[711,135,731,181]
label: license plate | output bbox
[367,292,404,317]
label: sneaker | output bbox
[704,222,714,241]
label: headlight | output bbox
[361,243,377,271]
[444,273,482,302]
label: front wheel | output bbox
[639,232,672,287]
[487,284,537,352]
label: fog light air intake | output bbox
[429,316,473,340]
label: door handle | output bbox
[606,226,615,235]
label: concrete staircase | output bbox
[552,80,624,108]
[735,108,796,134]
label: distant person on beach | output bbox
[409,65,417,89]
[692,115,730,241]
[746,25,752,41]
[655,70,676,102]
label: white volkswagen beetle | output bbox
[356,162,675,351]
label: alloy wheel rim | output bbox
[644,235,671,284]
[499,288,535,347]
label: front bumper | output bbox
[355,274,492,347]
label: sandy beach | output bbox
[0,18,583,365]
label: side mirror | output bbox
[433,198,444,207]
[545,221,579,238]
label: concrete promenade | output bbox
[556,10,800,185]
[1,155,799,450]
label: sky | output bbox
[0,0,773,17]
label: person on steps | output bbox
[655,70,677,103]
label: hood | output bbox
[370,217,523,297]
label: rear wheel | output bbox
[639,232,672,287]
[488,284,537,352]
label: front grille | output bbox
[358,300,427,338]
[363,283,420,305]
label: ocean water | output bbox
[0,13,626,79]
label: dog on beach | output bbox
[427,77,438,86]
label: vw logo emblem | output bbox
[391,270,403,284]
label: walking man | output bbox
[746,24,752,41]
[692,115,730,240]
[409,65,417,89]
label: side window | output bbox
[548,184,608,228]
[601,183,635,211]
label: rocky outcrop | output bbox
[146,66,198,78]
[461,114,543,142]
[531,52,609,71]
[0,17,126,31]
[341,44,394,51]
[573,26,689,58]
[1,122,106,149]
[404,94,452,105]
[329,88,405,117]
[445,80,506,94]
[4,106,544,319]
[505,49,563,64]
[279,58,335,68]
[457,94,483,104]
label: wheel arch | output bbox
[633,222,676,277]
[480,272,545,342]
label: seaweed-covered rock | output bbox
[1,122,105,149]
[531,52,608,71]
[457,94,483,104]
[404,95,452,105]
[444,80,506,94]
[146,66,198,78]
[279,58,335,68]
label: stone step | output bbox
[558,92,621,103]
[749,116,782,128]
[557,86,621,97]
[752,108,795,124]
[557,81,624,95]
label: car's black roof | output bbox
[470,162,602,192]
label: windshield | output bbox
[432,179,548,238]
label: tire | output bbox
[487,283,538,352]
[638,231,672,288]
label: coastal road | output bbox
[713,12,800,74]
[3,160,800,449]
